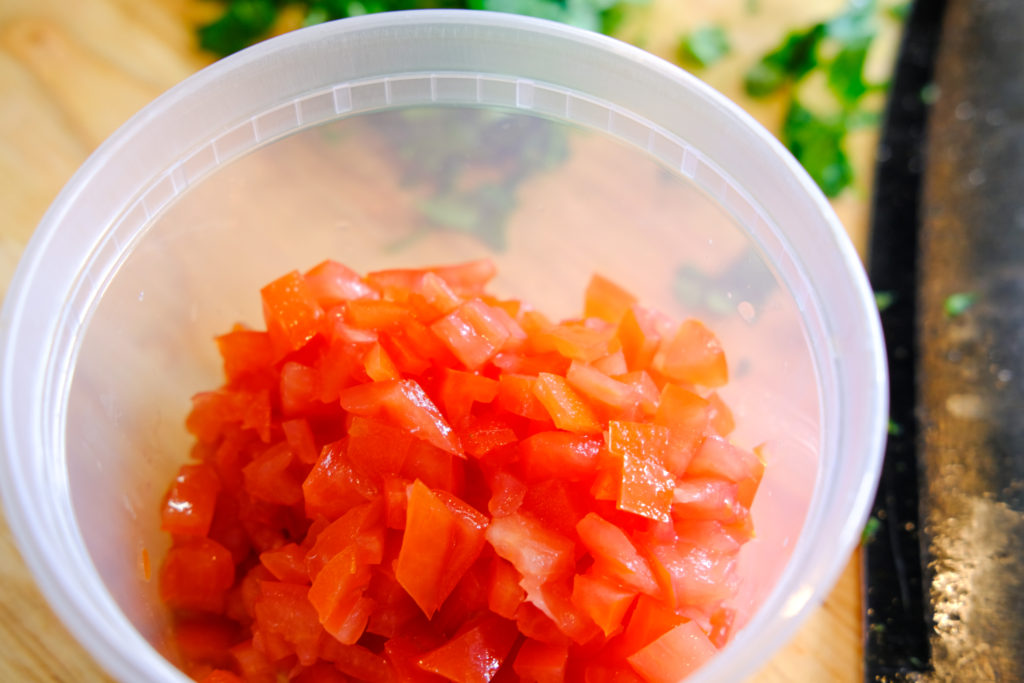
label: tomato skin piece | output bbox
[513,639,569,683]
[606,421,674,523]
[626,621,717,683]
[571,571,638,638]
[533,373,602,435]
[261,270,325,360]
[575,513,660,598]
[519,431,602,482]
[396,480,488,618]
[484,511,576,584]
[585,274,638,324]
[338,379,463,456]
[162,463,221,537]
[160,538,235,613]
[304,260,377,307]
[654,319,728,388]
[417,615,519,683]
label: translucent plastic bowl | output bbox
[0,10,886,682]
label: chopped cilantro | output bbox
[679,25,731,68]
[862,516,881,544]
[742,0,894,197]
[874,290,895,311]
[888,418,902,436]
[198,0,648,57]
[783,101,853,198]
[944,292,977,317]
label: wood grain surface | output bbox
[0,1,882,680]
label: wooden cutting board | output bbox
[0,0,880,680]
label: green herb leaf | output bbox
[862,516,881,545]
[874,290,895,311]
[197,0,280,57]
[782,100,853,197]
[744,24,824,97]
[828,43,871,104]
[680,25,731,68]
[944,292,977,317]
[888,418,903,436]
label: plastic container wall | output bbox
[0,12,887,683]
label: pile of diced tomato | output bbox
[160,259,764,683]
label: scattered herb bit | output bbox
[679,25,731,68]
[783,101,853,198]
[887,1,911,20]
[197,0,649,57]
[862,516,882,545]
[920,83,940,105]
[874,290,895,311]
[743,0,898,197]
[943,292,976,318]
[888,418,902,437]
[869,621,886,634]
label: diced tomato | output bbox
[606,421,674,523]
[164,260,756,681]
[243,442,304,506]
[519,431,601,482]
[307,547,374,645]
[282,418,320,466]
[216,328,274,385]
[584,274,638,324]
[485,511,575,583]
[513,639,569,683]
[254,581,324,665]
[199,670,245,683]
[566,361,638,417]
[488,557,527,620]
[653,385,709,476]
[706,392,735,436]
[339,380,463,456]
[519,576,602,645]
[364,342,401,382]
[626,621,716,683]
[259,543,309,584]
[576,513,659,597]
[439,368,500,425]
[687,435,764,508]
[418,615,519,683]
[304,260,376,306]
[654,320,728,388]
[616,306,664,372]
[672,478,742,521]
[174,615,239,670]
[432,299,512,370]
[496,374,550,422]
[160,537,235,613]
[302,439,379,521]
[396,481,488,618]
[162,463,221,537]
[571,572,637,638]
[533,373,602,435]
[261,270,325,360]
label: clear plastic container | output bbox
[0,10,886,682]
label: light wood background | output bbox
[0,0,895,680]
